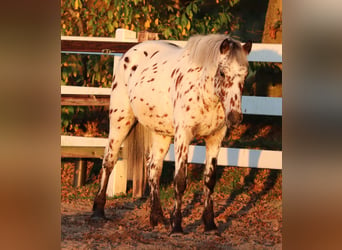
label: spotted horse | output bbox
[91,34,252,234]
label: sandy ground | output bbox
[61,195,282,249]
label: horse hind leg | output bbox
[202,126,227,231]
[170,128,193,234]
[147,133,171,227]
[92,107,136,219]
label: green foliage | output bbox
[61,106,86,134]
[61,0,240,39]
[61,105,109,136]
[249,62,282,75]
[61,54,113,87]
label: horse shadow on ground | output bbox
[61,196,151,235]
[183,166,280,234]
[216,168,280,233]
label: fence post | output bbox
[106,159,127,197]
[74,159,87,187]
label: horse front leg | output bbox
[202,126,227,231]
[170,128,192,234]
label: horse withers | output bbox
[91,34,252,234]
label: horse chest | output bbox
[172,89,226,137]
[192,101,226,137]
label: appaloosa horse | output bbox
[92,34,252,233]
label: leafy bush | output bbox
[61,0,239,39]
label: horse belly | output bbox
[129,73,174,136]
[123,42,182,136]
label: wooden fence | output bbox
[61,29,282,197]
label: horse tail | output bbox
[124,122,151,198]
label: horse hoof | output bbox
[169,230,184,237]
[150,213,168,227]
[203,222,218,232]
[150,217,160,227]
[204,228,220,237]
[90,211,107,222]
[169,226,184,236]
[169,232,184,237]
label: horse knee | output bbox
[103,148,117,171]
[204,158,217,193]
[174,162,187,195]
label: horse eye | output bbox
[220,70,225,78]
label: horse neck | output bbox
[198,66,219,104]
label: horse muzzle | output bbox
[226,110,243,128]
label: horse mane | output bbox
[184,34,247,70]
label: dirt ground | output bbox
[61,194,282,249]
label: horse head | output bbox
[214,38,252,129]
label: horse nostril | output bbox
[220,70,225,78]
[227,111,242,126]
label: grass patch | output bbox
[61,159,281,207]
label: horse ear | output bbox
[220,39,230,54]
[243,41,252,54]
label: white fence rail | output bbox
[61,85,282,116]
